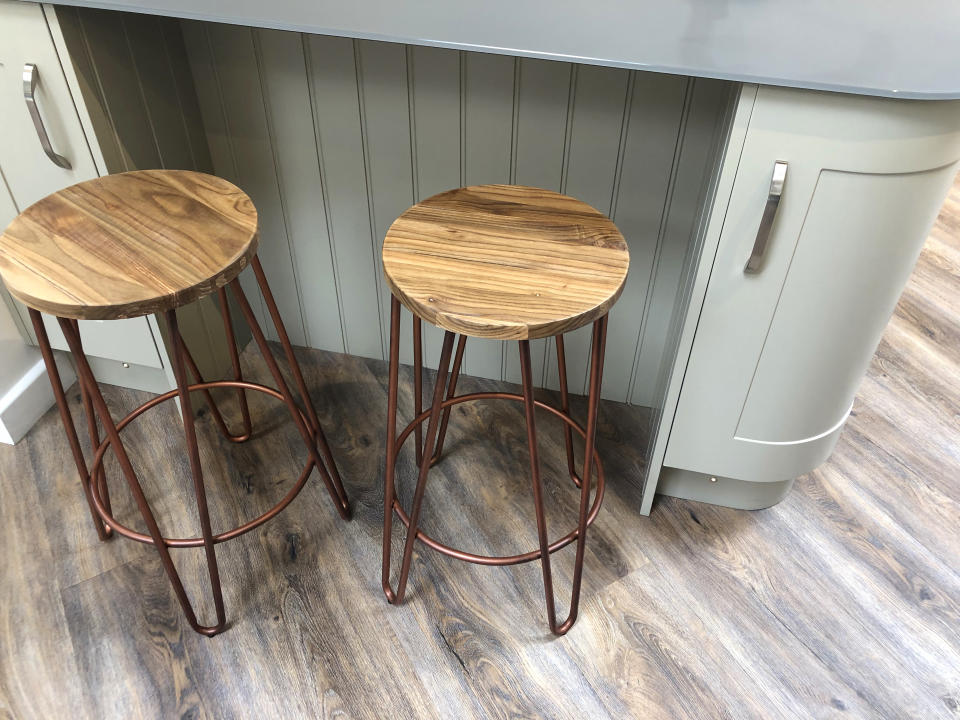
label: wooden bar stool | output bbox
[0,170,349,636]
[381,184,629,635]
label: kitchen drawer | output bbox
[41,316,165,369]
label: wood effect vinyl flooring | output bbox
[1,177,958,719]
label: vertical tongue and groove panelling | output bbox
[60,6,733,405]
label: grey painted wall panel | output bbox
[630,78,730,406]
[181,22,269,333]
[502,58,572,387]
[123,13,194,171]
[408,45,460,370]
[544,64,630,397]
[305,35,383,358]
[54,6,126,175]
[355,40,416,365]
[176,15,253,372]
[608,74,688,404]
[160,17,214,173]
[178,22,731,404]
[79,9,161,171]
[256,29,343,352]
[461,51,514,381]
[178,22,233,178]
[212,25,306,345]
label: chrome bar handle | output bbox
[23,63,72,170]
[744,160,787,273]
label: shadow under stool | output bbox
[0,169,350,636]
[380,184,629,635]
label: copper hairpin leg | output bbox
[178,287,252,444]
[413,315,423,466]
[31,313,112,542]
[523,316,607,634]
[431,333,467,466]
[555,335,584,489]
[32,255,348,636]
[69,319,115,528]
[382,294,608,635]
[237,259,350,518]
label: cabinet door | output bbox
[665,87,960,483]
[0,0,163,372]
[0,1,97,207]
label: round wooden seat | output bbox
[382,185,629,340]
[0,170,258,320]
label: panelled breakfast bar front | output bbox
[2,0,959,514]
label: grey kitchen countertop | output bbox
[45,0,960,99]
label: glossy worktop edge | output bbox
[37,0,960,100]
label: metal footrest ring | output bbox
[390,390,605,567]
[86,379,315,548]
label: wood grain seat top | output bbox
[0,170,259,320]
[382,185,630,340]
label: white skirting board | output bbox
[0,346,74,445]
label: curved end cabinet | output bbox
[660,86,960,509]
